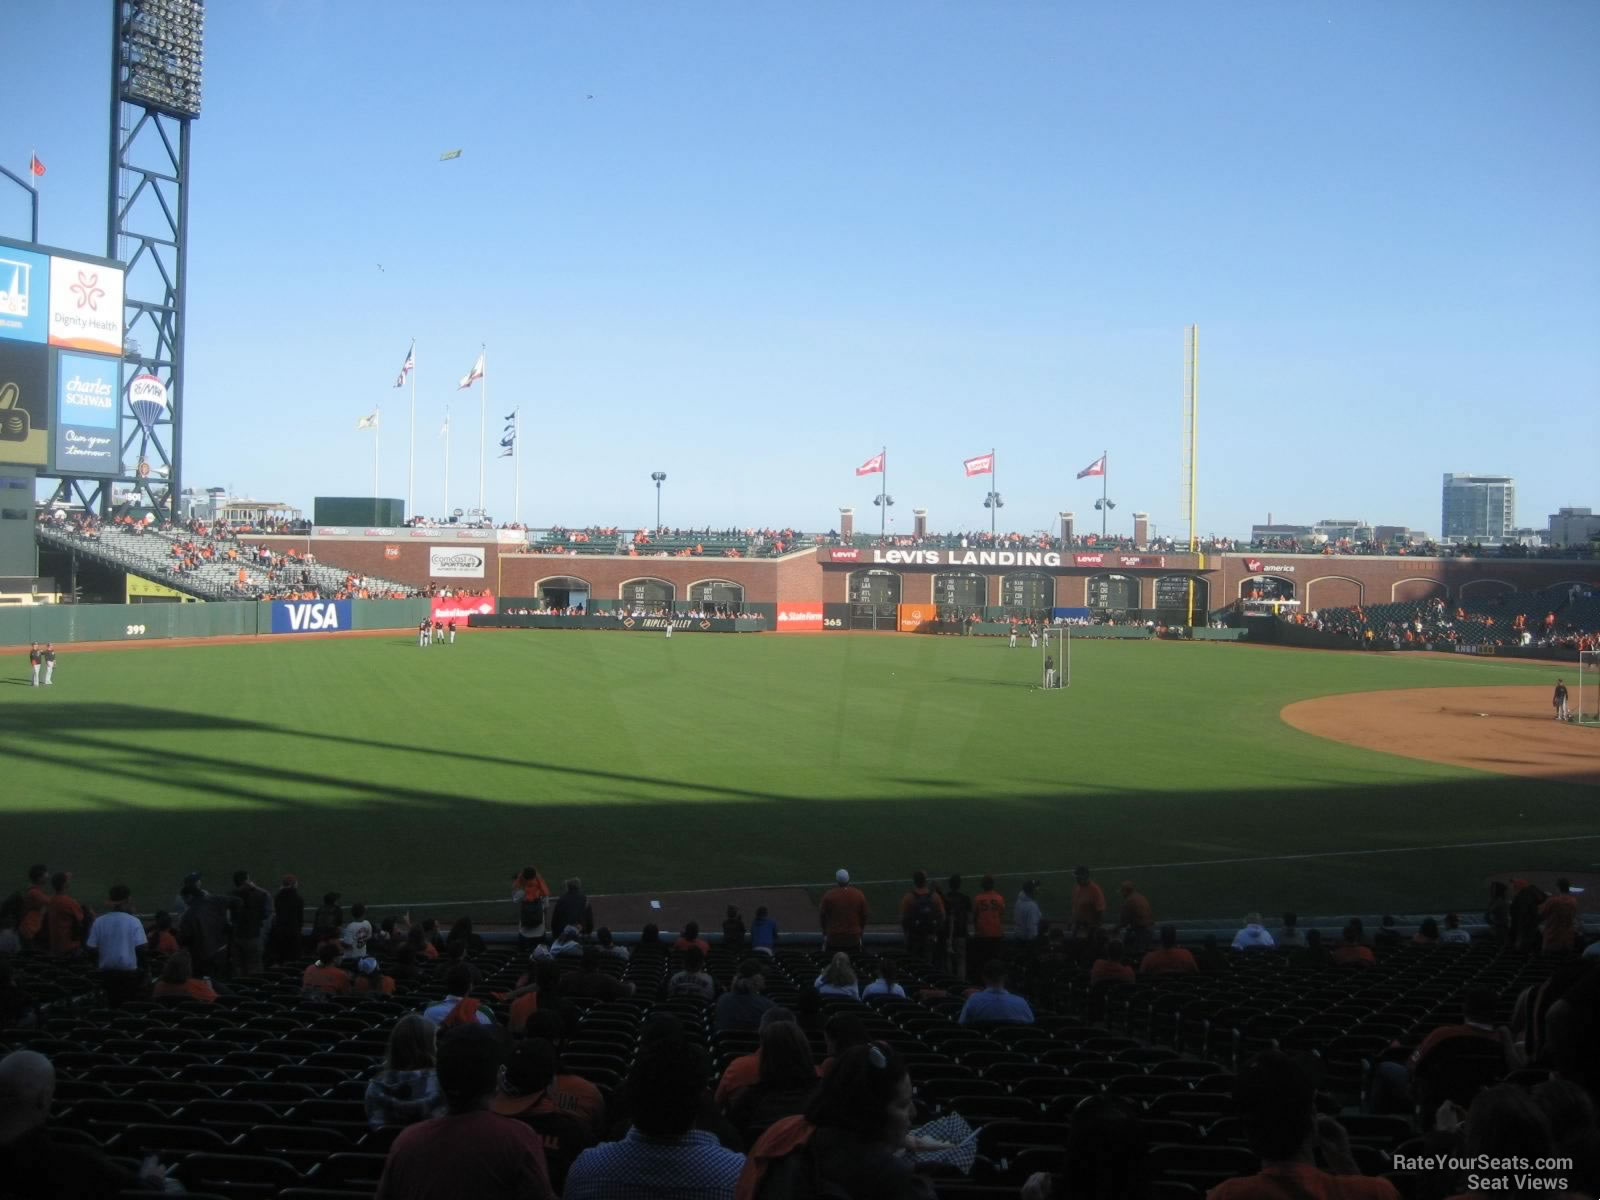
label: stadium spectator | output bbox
[673,921,712,957]
[550,878,592,937]
[177,877,230,976]
[521,1011,607,1135]
[1211,1052,1398,1200]
[899,871,946,961]
[424,964,496,1027]
[44,872,87,958]
[445,915,486,958]
[563,1035,744,1200]
[1232,912,1276,950]
[1485,881,1511,943]
[1448,1086,1561,1200]
[549,925,585,958]
[1139,925,1199,975]
[813,952,861,1000]
[303,941,353,996]
[1374,914,1403,952]
[152,948,218,1002]
[715,1006,797,1107]
[1441,912,1472,944]
[341,901,374,961]
[1277,911,1305,948]
[230,869,271,975]
[1332,922,1377,968]
[1072,866,1106,931]
[1019,1093,1150,1200]
[366,1013,447,1129]
[375,1024,553,1200]
[311,891,344,943]
[148,910,177,955]
[269,873,305,963]
[9,866,49,949]
[862,958,907,999]
[512,865,550,944]
[737,1042,935,1200]
[750,905,778,956]
[1294,929,1331,969]
[0,916,18,959]
[1117,881,1154,957]
[943,874,972,979]
[1014,879,1043,943]
[85,883,147,1007]
[1541,879,1581,953]
[1196,934,1229,973]
[818,869,868,953]
[723,905,747,953]
[667,945,718,1001]
[970,875,1006,979]
[1090,941,1135,988]
[491,1038,595,1195]
[959,960,1035,1025]
[727,1020,819,1144]
[0,1049,173,1195]
[355,956,397,995]
[562,945,636,1000]
[1413,917,1441,945]
[715,959,773,1033]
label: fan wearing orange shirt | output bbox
[817,869,869,953]
[302,941,353,995]
[45,872,89,957]
[1071,865,1106,932]
[1139,925,1199,975]
[967,875,1006,982]
[1089,942,1135,987]
[14,865,50,947]
[152,949,218,1002]
[1539,879,1580,953]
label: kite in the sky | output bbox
[440,149,462,161]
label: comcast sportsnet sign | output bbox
[429,547,485,578]
[430,594,497,621]
[775,603,823,632]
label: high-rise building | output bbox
[1441,474,1515,542]
[1548,507,1600,548]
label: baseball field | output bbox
[3,631,1594,925]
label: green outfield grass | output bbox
[2,632,1592,924]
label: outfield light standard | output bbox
[1095,496,1117,541]
[984,491,1004,535]
[651,471,666,530]
[873,491,894,538]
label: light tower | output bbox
[102,0,205,521]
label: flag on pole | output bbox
[28,154,45,178]
[499,409,517,457]
[458,352,484,389]
[439,413,450,437]
[855,451,885,476]
[394,341,414,388]
[1076,454,1106,479]
[963,452,994,477]
[356,410,379,430]
[439,149,463,161]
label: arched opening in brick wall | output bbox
[1391,578,1446,603]
[1305,576,1363,612]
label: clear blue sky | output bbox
[7,1,1597,539]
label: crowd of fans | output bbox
[3,857,1597,1199]
[1288,590,1600,653]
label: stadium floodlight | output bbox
[121,0,206,119]
[651,471,667,530]
[984,490,1004,534]
[1095,496,1117,539]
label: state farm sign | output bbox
[775,603,823,632]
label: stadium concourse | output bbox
[2,864,1598,1199]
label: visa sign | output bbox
[270,599,352,634]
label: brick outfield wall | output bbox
[263,537,1599,610]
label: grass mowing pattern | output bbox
[3,633,1591,922]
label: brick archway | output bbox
[1391,577,1446,603]
[1305,576,1363,611]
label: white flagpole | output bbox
[407,341,416,518]
[513,410,521,525]
[478,345,487,517]
[373,407,380,501]
[443,409,451,518]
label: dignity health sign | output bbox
[53,353,122,475]
[0,237,124,353]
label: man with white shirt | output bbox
[1232,913,1275,950]
[422,964,498,1027]
[1014,880,1042,943]
[85,884,147,1007]
[341,902,373,961]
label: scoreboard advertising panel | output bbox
[0,236,125,474]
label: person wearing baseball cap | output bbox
[819,869,868,954]
[491,1039,593,1193]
